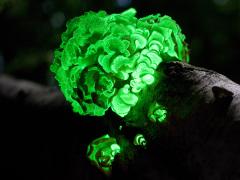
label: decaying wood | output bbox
[1,61,240,180]
[0,75,67,109]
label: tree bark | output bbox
[1,61,240,180]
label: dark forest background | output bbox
[0,0,239,84]
[0,0,239,180]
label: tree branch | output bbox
[0,75,67,110]
[1,61,240,180]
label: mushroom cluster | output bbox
[51,8,189,118]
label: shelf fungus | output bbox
[133,134,147,147]
[87,134,121,175]
[148,102,167,123]
[51,7,189,175]
[50,8,189,122]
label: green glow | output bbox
[119,125,123,131]
[148,102,167,123]
[51,8,189,118]
[133,134,147,147]
[87,134,121,175]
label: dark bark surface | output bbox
[1,61,240,180]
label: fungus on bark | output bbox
[50,8,190,174]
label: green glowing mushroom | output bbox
[133,134,147,147]
[87,134,121,175]
[148,102,167,123]
[51,8,189,175]
[50,8,189,124]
